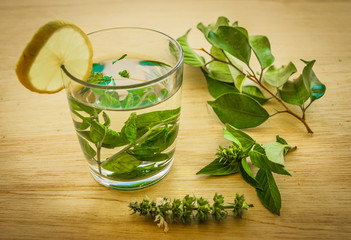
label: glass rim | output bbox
[62,27,184,90]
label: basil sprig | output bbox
[197,124,295,215]
[177,16,326,134]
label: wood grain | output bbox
[1,0,351,239]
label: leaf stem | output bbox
[96,144,102,174]
[200,48,314,134]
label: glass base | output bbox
[89,159,173,191]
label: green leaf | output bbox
[232,21,239,27]
[130,151,172,162]
[99,91,121,108]
[264,142,290,166]
[135,108,180,128]
[201,68,238,98]
[119,70,130,78]
[79,118,91,130]
[207,47,243,83]
[242,85,269,104]
[112,54,127,64]
[77,135,96,159]
[197,16,230,42]
[87,72,112,85]
[165,124,179,149]
[223,129,241,148]
[207,26,251,65]
[255,169,281,215]
[90,120,106,143]
[249,35,275,69]
[108,162,166,180]
[278,75,310,106]
[224,124,255,152]
[234,74,246,92]
[123,113,137,143]
[196,158,240,176]
[249,144,291,176]
[208,93,269,129]
[102,128,129,148]
[302,59,326,102]
[263,62,297,87]
[177,29,205,66]
[132,124,178,155]
[240,158,261,189]
[78,130,93,143]
[102,153,141,174]
[68,95,102,116]
[121,93,135,109]
[276,135,288,145]
[102,112,110,127]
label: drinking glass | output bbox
[62,27,183,190]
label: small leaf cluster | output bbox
[86,72,165,109]
[197,124,295,215]
[177,16,326,133]
[129,193,252,232]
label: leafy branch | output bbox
[177,16,326,134]
[129,193,252,232]
[197,124,295,215]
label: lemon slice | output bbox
[15,19,93,93]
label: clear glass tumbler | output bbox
[62,27,183,190]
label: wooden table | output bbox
[1,0,350,239]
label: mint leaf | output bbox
[249,35,275,69]
[197,157,240,176]
[132,126,168,154]
[68,95,102,116]
[263,62,297,87]
[121,93,135,109]
[112,54,127,64]
[239,158,261,189]
[102,153,141,174]
[87,72,112,85]
[78,135,96,159]
[278,75,309,106]
[250,144,291,176]
[90,120,106,143]
[208,93,269,129]
[77,130,93,143]
[119,70,130,78]
[242,85,269,104]
[109,162,166,180]
[99,91,121,108]
[255,169,281,215]
[301,59,326,102]
[135,108,180,128]
[130,152,171,162]
[177,29,205,66]
[102,128,129,149]
[207,26,251,65]
[123,113,137,143]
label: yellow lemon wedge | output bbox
[15,19,93,93]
